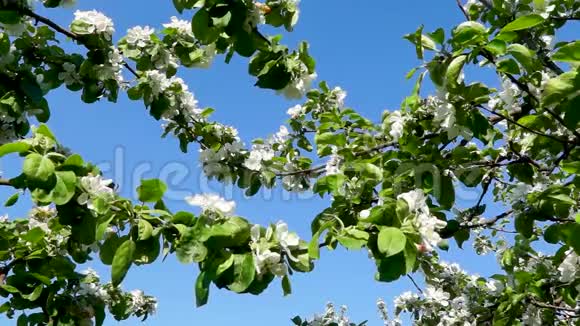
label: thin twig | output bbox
[407,275,424,294]
[477,105,574,145]
[455,0,470,20]
[530,298,580,315]
[461,210,513,229]
[0,179,11,187]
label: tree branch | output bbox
[477,105,575,145]
[530,298,580,315]
[21,8,77,40]
[461,210,513,229]
[20,9,141,79]
[0,179,12,187]
[455,0,470,20]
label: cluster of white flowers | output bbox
[199,141,245,179]
[77,174,115,210]
[58,62,81,86]
[278,64,317,99]
[144,72,203,122]
[185,193,236,215]
[304,303,351,326]
[244,126,290,171]
[96,47,124,85]
[250,221,300,277]
[163,16,192,35]
[386,110,407,142]
[28,206,57,233]
[430,90,470,139]
[129,289,158,316]
[72,10,114,40]
[398,189,447,251]
[125,26,155,48]
[0,214,8,223]
[145,70,171,99]
[488,77,521,111]
[325,146,341,175]
[388,260,507,325]
[287,104,306,119]
[506,181,547,204]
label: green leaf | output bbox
[454,228,470,248]
[501,14,545,32]
[138,219,153,240]
[507,44,535,72]
[452,21,487,46]
[0,141,30,158]
[195,271,211,307]
[50,171,76,205]
[35,124,56,141]
[403,243,417,274]
[22,227,45,244]
[137,179,167,203]
[396,199,410,221]
[515,214,534,238]
[553,41,580,63]
[315,132,346,147]
[542,71,579,107]
[544,224,561,244]
[4,192,19,207]
[23,153,55,183]
[337,229,369,250]
[227,253,255,293]
[355,163,383,181]
[435,175,455,209]
[377,227,407,257]
[20,77,43,104]
[282,275,292,296]
[376,252,406,282]
[309,221,334,259]
[445,55,467,88]
[111,239,136,286]
[23,285,43,301]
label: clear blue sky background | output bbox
[6,0,576,325]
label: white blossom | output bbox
[192,44,217,69]
[185,193,236,215]
[398,189,447,251]
[325,146,341,175]
[0,215,8,223]
[77,174,115,210]
[125,26,154,48]
[77,282,109,301]
[163,16,192,35]
[558,249,579,283]
[146,70,171,98]
[73,10,114,39]
[287,104,306,119]
[387,111,406,141]
[359,209,371,219]
[485,279,504,296]
[278,65,317,99]
[488,77,521,111]
[424,285,450,307]
[253,247,287,277]
[275,221,300,261]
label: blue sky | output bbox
[0,1,527,324]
